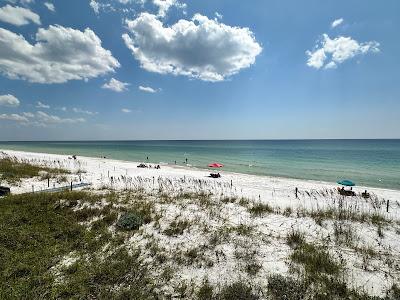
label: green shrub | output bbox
[218,282,258,300]
[267,274,306,300]
[116,212,143,230]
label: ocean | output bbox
[0,140,399,190]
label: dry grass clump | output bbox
[164,219,191,236]
[249,203,274,217]
[0,157,70,184]
[286,230,305,248]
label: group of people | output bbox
[137,163,161,169]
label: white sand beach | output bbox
[1,149,400,297]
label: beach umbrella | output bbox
[208,162,224,168]
[337,179,355,187]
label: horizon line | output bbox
[1,138,399,143]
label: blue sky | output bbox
[0,0,399,140]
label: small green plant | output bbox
[245,262,262,276]
[290,242,342,276]
[164,219,191,236]
[217,282,258,300]
[333,221,357,247]
[249,203,274,217]
[234,224,253,236]
[221,196,237,204]
[286,230,305,248]
[267,274,306,300]
[283,207,292,217]
[197,279,214,300]
[116,212,143,230]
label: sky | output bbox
[0,0,399,140]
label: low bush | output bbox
[116,212,143,231]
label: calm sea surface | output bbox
[0,140,399,190]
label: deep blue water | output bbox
[0,140,399,190]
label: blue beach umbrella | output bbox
[337,179,356,187]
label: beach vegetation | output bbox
[296,205,391,227]
[283,206,292,217]
[267,274,307,300]
[0,157,70,184]
[221,196,238,204]
[197,279,214,300]
[286,229,305,248]
[234,223,253,236]
[116,212,143,230]
[249,202,274,216]
[333,221,358,247]
[164,219,191,236]
[0,191,157,299]
[290,242,342,276]
[217,282,259,300]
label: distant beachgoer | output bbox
[295,187,298,198]
[147,156,149,161]
[174,160,177,165]
[185,158,188,164]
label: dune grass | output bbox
[0,157,70,184]
[0,191,156,299]
[0,183,398,299]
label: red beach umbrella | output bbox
[208,162,224,168]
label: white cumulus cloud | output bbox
[0,25,119,83]
[89,0,114,15]
[36,101,50,109]
[121,108,131,113]
[44,2,55,12]
[0,110,86,126]
[5,0,34,5]
[153,0,186,18]
[139,85,157,93]
[36,111,85,124]
[22,112,34,118]
[89,0,100,14]
[306,34,380,70]
[102,78,130,92]
[0,4,40,26]
[0,94,20,107]
[72,107,98,115]
[331,18,344,28]
[123,13,262,82]
[0,113,28,122]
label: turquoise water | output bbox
[0,140,399,190]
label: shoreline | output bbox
[2,149,400,211]
[1,148,399,195]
